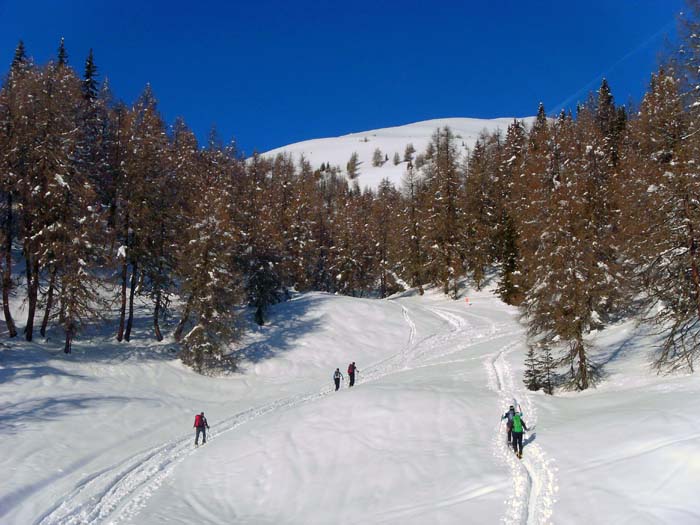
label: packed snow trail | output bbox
[29,292,548,525]
[37,300,490,525]
[487,343,557,524]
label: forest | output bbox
[1,9,699,390]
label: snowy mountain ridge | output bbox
[264,117,536,189]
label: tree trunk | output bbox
[124,261,138,341]
[116,258,128,341]
[686,198,700,321]
[2,192,17,337]
[25,257,39,341]
[576,336,588,390]
[153,222,165,342]
[174,295,192,342]
[255,306,265,326]
[63,322,73,354]
[40,266,57,337]
[58,279,66,325]
[153,289,163,342]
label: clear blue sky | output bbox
[0,0,686,153]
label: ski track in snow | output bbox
[486,343,557,525]
[37,300,534,525]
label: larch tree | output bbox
[400,164,425,294]
[621,68,700,371]
[422,127,464,297]
[0,41,30,337]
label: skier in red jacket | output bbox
[347,362,359,387]
[193,412,210,447]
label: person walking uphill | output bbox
[502,405,516,444]
[194,411,210,447]
[511,412,529,459]
[347,362,359,387]
[333,368,344,391]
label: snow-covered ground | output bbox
[263,117,536,189]
[1,283,699,524]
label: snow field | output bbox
[2,285,700,524]
[263,117,536,190]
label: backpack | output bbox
[194,414,203,427]
[348,364,354,374]
[512,413,523,433]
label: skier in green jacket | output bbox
[511,412,529,459]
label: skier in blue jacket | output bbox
[502,405,516,444]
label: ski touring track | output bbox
[36,300,535,525]
[486,342,558,524]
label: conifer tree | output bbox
[523,345,541,391]
[399,165,425,294]
[346,151,360,179]
[372,147,384,167]
[178,142,242,372]
[0,41,30,337]
[539,345,555,395]
[495,120,527,304]
[57,37,68,67]
[422,127,464,297]
[621,68,700,371]
[404,143,415,162]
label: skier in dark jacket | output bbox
[502,405,516,444]
[194,412,210,446]
[333,368,344,391]
[511,412,529,459]
[347,362,359,387]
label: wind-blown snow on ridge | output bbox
[263,117,536,189]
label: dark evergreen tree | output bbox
[523,345,541,391]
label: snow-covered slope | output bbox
[1,285,699,524]
[264,117,535,189]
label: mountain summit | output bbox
[264,117,535,189]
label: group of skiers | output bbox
[192,362,362,446]
[333,362,359,391]
[501,405,529,458]
[193,380,532,462]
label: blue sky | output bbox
[0,0,686,153]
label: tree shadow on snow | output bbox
[0,394,145,435]
[236,294,324,364]
[594,326,662,381]
[0,347,89,382]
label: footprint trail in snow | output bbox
[487,343,558,524]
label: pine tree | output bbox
[462,135,500,290]
[0,41,30,337]
[373,179,401,297]
[404,143,415,162]
[422,127,464,297]
[495,120,527,304]
[372,148,384,167]
[523,345,541,391]
[621,67,700,371]
[57,37,68,67]
[523,106,614,390]
[82,49,99,102]
[393,152,400,165]
[400,164,425,294]
[347,151,360,179]
[539,345,555,395]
